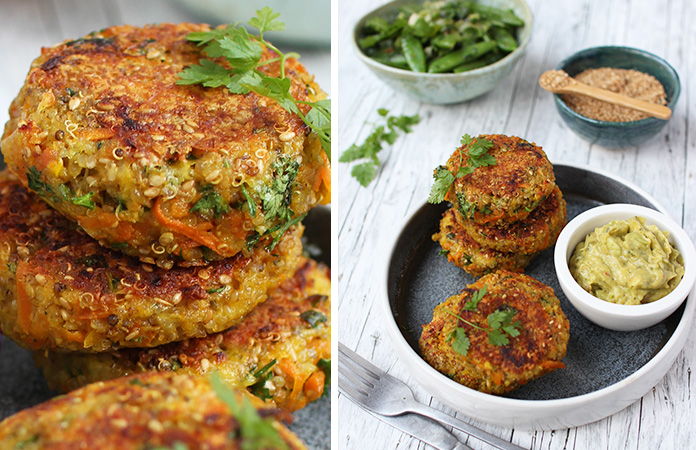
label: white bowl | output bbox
[352,0,533,104]
[554,204,696,331]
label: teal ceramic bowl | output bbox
[352,0,533,104]
[554,46,680,148]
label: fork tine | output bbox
[338,361,374,394]
[338,342,385,382]
[337,369,371,403]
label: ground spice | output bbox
[562,67,667,122]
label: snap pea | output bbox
[401,35,427,72]
[492,26,517,52]
[452,50,502,72]
[428,40,497,73]
[467,2,525,27]
[357,0,524,74]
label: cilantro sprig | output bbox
[339,108,420,187]
[428,134,496,204]
[445,285,522,356]
[177,7,331,157]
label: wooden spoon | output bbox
[539,70,672,120]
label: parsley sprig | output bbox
[177,7,331,157]
[339,108,420,187]
[446,285,522,356]
[428,134,496,204]
[210,373,289,450]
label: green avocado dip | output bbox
[569,216,684,305]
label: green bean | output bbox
[428,40,497,73]
[374,53,410,70]
[491,26,517,52]
[401,35,427,72]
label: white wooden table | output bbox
[337,0,696,449]
[0,1,330,448]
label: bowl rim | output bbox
[554,203,696,320]
[351,0,533,79]
[552,45,681,126]
[379,160,695,421]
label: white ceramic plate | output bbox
[381,162,695,430]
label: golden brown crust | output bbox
[0,170,303,352]
[0,372,307,450]
[433,208,537,276]
[459,186,567,253]
[1,23,330,266]
[419,270,569,395]
[34,259,331,412]
[445,135,555,225]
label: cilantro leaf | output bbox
[428,166,455,204]
[447,327,470,356]
[340,110,420,187]
[26,166,52,197]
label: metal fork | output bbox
[338,342,526,450]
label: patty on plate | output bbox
[1,23,330,267]
[0,170,303,352]
[459,185,567,254]
[34,258,331,412]
[0,372,307,450]
[445,134,555,225]
[433,208,538,276]
[419,270,569,395]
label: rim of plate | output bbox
[380,160,694,418]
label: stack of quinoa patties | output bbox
[0,23,331,413]
[433,134,566,276]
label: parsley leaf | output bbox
[190,185,229,219]
[26,167,53,197]
[464,285,487,311]
[258,156,299,222]
[428,166,455,204]
[340,109,420,187]
[428,135,496,204]
[176,8,330,157]
[444,285,521,356]
[317,358,331,397]
[210,373,289,450]
[447,327,470,356]
[71,192,95,210]
[248,359,277,400]
[300,310,328,328]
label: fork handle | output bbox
[409,403,526,450]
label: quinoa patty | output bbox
[0,372,307,450]
[419,271,569,395]
[460,186,567,254]
[433,208,537,276]
[0,170,303,352]
[445,135,555,225]
[34,258,331,412]
[1,23,330,267]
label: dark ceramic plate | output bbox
[0,176,331,449]
[386,163,685,400]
